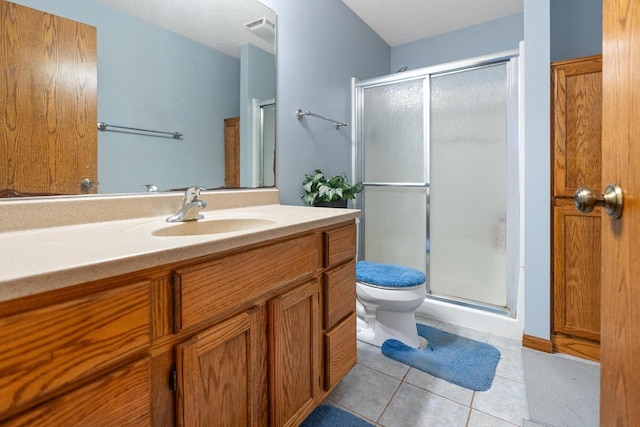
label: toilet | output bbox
[355,261,427,348]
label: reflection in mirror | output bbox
[255,100,276,187]
[0,0,275,198]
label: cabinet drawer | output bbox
[323,260,356,330]
[4,358,152,427]
[0,281,151,416]
[174,233,321,331]
[324,223,357,268]
[324,313,357,391]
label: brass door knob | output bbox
[574,184,624,219]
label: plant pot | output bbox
[313,200,348,208]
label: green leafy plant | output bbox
[302,169,363,206]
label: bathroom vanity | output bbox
[0,189,359,426]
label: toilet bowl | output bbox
[355,261,427,348]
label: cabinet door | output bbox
[552,202,601,359]
[269,280,320,427]
[176,308,266,427]
[551,55,602,198]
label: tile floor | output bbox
[323,315,532,426]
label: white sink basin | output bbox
[152,218,276,237]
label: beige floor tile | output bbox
[403,367,474,406]
[468,410,520,426]
[495,348,525,383]
[473,376,528,426]
[379,383,470,427]
[327,363,400,422]
[489,334,523,353]
[357,340,410,380]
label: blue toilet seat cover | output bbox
[356,261,426,288]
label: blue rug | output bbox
[382,324,501,391]
[301,405,373,427]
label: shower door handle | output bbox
[574,184,624,219]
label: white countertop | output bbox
[0,190,359,303]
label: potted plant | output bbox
[302,169,363,208]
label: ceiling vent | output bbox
[244,17,276,43]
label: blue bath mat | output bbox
[301,405,374,427]
[382,324,501,391]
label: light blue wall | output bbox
[390,13,523,72]
[240,44,276,187]
[12,0,240,193]
[259,0,390,206]
[524,0,551,339]
[551,0,602,62]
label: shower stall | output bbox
[353,50,521,320]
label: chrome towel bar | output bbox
[363,182,429,188]
[97,122,183,139]
[296,109,348,129]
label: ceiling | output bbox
[341,0,524,46]
[95,0,523,57]
[95,0,276,58]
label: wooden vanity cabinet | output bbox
[173,223,357,426]
[0,221,357,426]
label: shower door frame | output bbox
[352,49,521,316]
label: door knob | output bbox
[574,184,624,219]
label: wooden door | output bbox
[0,0,97,195]
[224,116,240,187]
[551,55,602,360]
[269,280,320,427]
[175,308,266,427]
[601,0,640,424]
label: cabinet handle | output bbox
[169,364,177,392]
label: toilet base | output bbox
[356,308,423,348]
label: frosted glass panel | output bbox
[363,186,427,273]
[363,79,425,183]
[429,64,508,306]
[261,105,275,187]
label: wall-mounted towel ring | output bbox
[296,109,348,129]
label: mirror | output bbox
[1,0,275,197]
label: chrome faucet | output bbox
[166,186,208,222]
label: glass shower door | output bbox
[360,78,428,273]
[429,64,508,307]
[356,53,519,314]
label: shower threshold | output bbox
[425,293,512,317]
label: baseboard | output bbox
[551,334,600,362]
[522,334,553,353]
